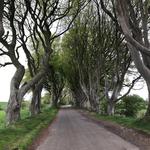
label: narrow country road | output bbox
[36,109,139,150]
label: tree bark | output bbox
[52,94,58,108]
[6,65,25,125]
[116,0,150,117]
[30,79,43,116]
[107,101,115,116]
[145,82,150,117]
[6,65,46,124]
[0,0,4,38]
[51,83,64,108]
[72,85,88,108]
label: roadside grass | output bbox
[89,112,150,134]
[0,102,30,128]
[0,102,7,128]
[0,107,58,150]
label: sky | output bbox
[0,65,148,102]
[0,50,30,102]
[0,66,15,101]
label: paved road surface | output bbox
[36,109,139,150]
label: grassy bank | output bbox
[0,111,5,128]
[0,102,31,128]
[0,102,7,128]
[89,112,150,134]
[0,108,58,150]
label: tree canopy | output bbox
[0,0,149,125]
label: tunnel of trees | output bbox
[0,0,150,125]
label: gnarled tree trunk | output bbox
[107,101,115,116]
[6,67,46,124]
[6,65,25,125]
[116,0,150,117]
[145,82,150,117]
[30,79,44,116]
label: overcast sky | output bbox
[0,50,29,102]
[0,66,15,101]
[0,65,148,102]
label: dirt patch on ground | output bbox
[80,110,150,150]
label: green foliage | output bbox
[116,95,146,117]
[100,99,107,114]
[21,101,30,110]
[0,108,58,150]
[42,93,51,105]
[59,100,67,106]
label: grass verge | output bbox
[0,111,5,128]
[88,111,150,134]
[0,108,58,150]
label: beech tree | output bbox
[44,52,65,108]
[115,0,150,117]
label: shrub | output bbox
[100,98,107,115]
[21,101,29,110]
[116,95,147,117]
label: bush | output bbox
[116,95,147,117]
[100,99,107,115]
[21,101,29,110]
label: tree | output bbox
[61,33,88,108]
[115,0,150,117]
[47,52,65,108]
[99,0,150,117]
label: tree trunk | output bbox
[52,94,58,108]
[107,101,115,116]
[6,67,46,125]
[0,0,4,38]
[72,85,88,108]
[6,65,25,125]
[30,79,43,116]
[116,0,150,117]
[91,100,100,113]
[145,82,150,117]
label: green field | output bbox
[0,102,7,110]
